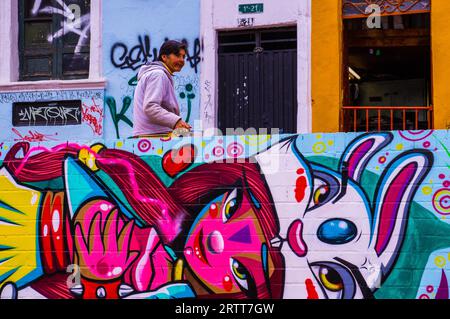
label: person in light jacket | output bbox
[132,40,191,137]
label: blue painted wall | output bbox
[0,0,200,143]
[103,0,201,139]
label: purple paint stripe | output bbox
[347,139,374,179]
[375,163,417,255]
[436,270,449,299]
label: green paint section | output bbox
[306,155,339,172]
[375,202,450,299]
[25,178,65,192]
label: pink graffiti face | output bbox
[184,188,272,297]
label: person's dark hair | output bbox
[158,40,187,61]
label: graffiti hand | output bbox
[74,210,138,281]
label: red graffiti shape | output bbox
[12,128,58,142]
[162,145,196,178]
[306,279,319,299]
[295,169,307,203]
[82,98,104,136]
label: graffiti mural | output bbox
[0,90,104,141]
[12,128,59,142]
[111,35,201,74]
[105,75,136,139]
[106,33,201,139]
[110,35,158,71]
[82,98,104,136]
[176,77,199,124]
[0,130,449,299]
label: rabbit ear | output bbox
[339,133,393,183]
[370,150,433,275]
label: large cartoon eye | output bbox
[308,171,340,211]
[314,185,330,205]
[319,266,343,292]
[311,262,356,299]
[229,258,255,295]
[222,188,242,223]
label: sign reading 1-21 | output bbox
[239,3,264,14]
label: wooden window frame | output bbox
[0,0,105,92]
[18,0,91,81]
[341,1,433,132]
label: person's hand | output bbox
[174,119,191,131]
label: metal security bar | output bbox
[342,106,433,132]
[343,0,431,19]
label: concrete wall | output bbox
[0,130,449,299]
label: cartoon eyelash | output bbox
[310,261,356,299]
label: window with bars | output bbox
[19,0,91,81]
[342,0,432,132]
[343,0,431,18]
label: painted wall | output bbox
[431,1,450,130]
[103,0,201,139]
[0,130,449,299]
[311,0,341,133]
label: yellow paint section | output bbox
[78,144,105,172]
[431,5,450,129]
[434,256,446,268]
[422,186,432,195]
[0,168,42,288]
[173,259,184,281]
[311,0,342,133]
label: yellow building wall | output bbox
[431,3,450,130]
[312,1,450,132]
[311,0,342,133]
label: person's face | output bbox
[162,48,186,73]
[183,187,274,298]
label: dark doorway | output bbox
[218,27,297,135]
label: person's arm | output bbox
[142,73,181,129]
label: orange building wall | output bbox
[311,0,342,133]
[431,2,450,129]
